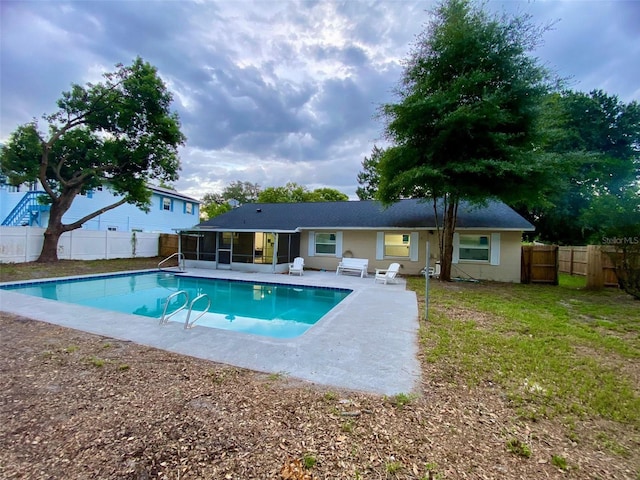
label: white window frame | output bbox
[314,232,337,255]
[162,197,172,211]
[376,232,419,261]
[307,231,343,257]
[453,233,500,265]
[185,202,193,215]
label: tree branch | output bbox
[61,197,128,232]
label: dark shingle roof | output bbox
[192,199,534,232]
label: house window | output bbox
[315,232,336,255]
[107,226,118,232]
[459,235,490,261]
[384,233,411,258]
[185,202,193,215]
[162,197,172,211]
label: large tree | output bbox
[0,58,185,262]
[377,0,553,281]
[520,90,640,244]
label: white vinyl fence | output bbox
[0,227,159,263]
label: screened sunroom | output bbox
[176,229,301,273]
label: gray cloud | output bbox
[1,0,638,200]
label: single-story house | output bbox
[176,198,534,283]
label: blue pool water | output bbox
[1,272,351,339]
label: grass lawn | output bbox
[407,273,639,457]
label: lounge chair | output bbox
[289,257,304,275]
[374,262,400,284]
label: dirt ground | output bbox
[0,260,638,479]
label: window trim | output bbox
[376,231,419,261]
[453,233,501,265]
[314,232,337,256]
[161,197,173,211]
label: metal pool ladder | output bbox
[184,294,211,329]
[159,290,212,329]
[158,252,185,272]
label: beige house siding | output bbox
[300,229,523,282]
[451,230,522,283]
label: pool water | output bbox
[1,272,351,339]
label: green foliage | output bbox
[201,195,232,220]
[506,438,532,458]
[376,0,554,280]
[356,145,383,200]
[385,460,403,474]
[222,180,261,205]
[606,242,640,300]
[201,180,263,219]
[390,392,416,408]
[551,454,568,470]
[378,0,552,203]
[257,182,348,203]
[308,187,349,202]
[0,57,185,261]
[88,356,105,368]
[520,90,640,244]
[302,453,317,469]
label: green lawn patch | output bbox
[409,275,639,427]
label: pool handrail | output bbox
[158,253,185,272]
[159,290,189,325]
[184,293,212,329]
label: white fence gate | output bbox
[0,227,159,263]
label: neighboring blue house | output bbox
[0,182,200,233]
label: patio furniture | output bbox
[428,262,441,278]
[374,263,400,284]
[289,257,304,275]
[336,257,368,278]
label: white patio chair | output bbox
[374,262,400,284]
[289,257,304,275]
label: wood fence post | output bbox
[569,247,574,276]
[521,245,532,284]
[586,245,604,289]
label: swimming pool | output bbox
[1,272,352,339]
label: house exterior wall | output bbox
[451,230,522,282]
[301,229,524,282]
[1,185,200,233]
[60,188,200,233]
[301,230,438,275]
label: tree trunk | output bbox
[38,228,64,262]
[36,191,76,263]
[439,197,459,282]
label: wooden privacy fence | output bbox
[559,245,619,288]
[159,233,179,258]
[521,245,559,284]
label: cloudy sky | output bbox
[1,1,639,200]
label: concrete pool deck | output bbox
[0,268,421,396]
